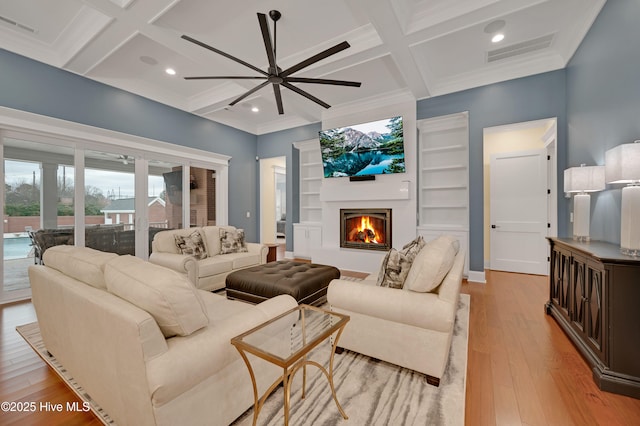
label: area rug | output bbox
[16,292,469,426]
[15,321,115,425]
[233,293,470,426]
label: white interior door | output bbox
[490,149,548,275]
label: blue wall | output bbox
[0,48,261,240]
[417,70,568,272]
[566,0,640,244]
[257,123,320,252]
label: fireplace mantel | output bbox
[320,180,410,202]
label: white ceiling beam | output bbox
[345,0,430,99]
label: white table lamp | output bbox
[605,141,640,256]
[564,164,605,242]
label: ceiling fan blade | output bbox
[281,82,331,109]
[285,77,361,87]
[184,76,267,80]
[273,84,284,115]
[181,35,268,76]
[280,41,351,77]
[228,81,270,106]
[257,13,277,70]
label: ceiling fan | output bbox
[181,10,361,114]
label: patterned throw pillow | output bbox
[402,235,426,262]
[376,248,412,288]
[376,235,427,289]
[174,230,207,260]
[220,228,249,254]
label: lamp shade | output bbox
[564,165,606,193]
[605,142,640,184]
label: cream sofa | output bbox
[327,235,465,386]
[149,226,267,291]
[29,245,298,426]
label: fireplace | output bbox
[340,208,392,251]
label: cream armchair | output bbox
[327,236,465,386]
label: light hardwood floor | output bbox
[1,268,639,425]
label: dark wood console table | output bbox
[546,237,640,399]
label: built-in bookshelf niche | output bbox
[294,139,323,223]
[417,111,469,276]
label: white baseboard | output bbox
[467,270,486,284]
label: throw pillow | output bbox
[375,235,426,288]
[220,228,249,254]
[174,230,207,260]
[401,235,426,263]
[405,235,460,293]
[105,255,209,338]
[376,248,412,289]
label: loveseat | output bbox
[327,235,465,386]
[149,225,267,291]
[29,245,298,426]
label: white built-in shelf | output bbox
[421,164,467,172]
[421,204,467,209]
[421,144,466,153]
[295,139,323,224]
[417,112,469,277]
[421,184,468,190]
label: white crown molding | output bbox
[256,116,314,136]
[321,88,415,123]
[558,0,606,64]
[428,52,565,98]
[0,27,59,65]
[418,111,468,133]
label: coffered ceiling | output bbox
[0,0,605,135]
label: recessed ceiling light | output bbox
[251,106,259,113]
[165,68,176,76]
[492,33,505,43]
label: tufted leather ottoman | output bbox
[225,261,340,305]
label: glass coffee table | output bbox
[231,304,350,426]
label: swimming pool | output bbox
[4,235,33,260]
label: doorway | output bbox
[259,156,286,244]
[484,118,557,275]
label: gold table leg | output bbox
[233,321,349,425]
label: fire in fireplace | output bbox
[340,208,392,251]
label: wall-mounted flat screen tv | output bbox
[319,116,405,178]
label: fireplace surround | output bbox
[340,208,392,251]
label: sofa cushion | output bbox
[405,235,460,293]
[220,228,249,254]
[104,255,209,338]
[196,256,233,277]
[174,230,207,260]
[224,252,262,270]
[376,236,426,289]
[42,245,118,290]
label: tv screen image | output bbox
[319,116,405,178]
